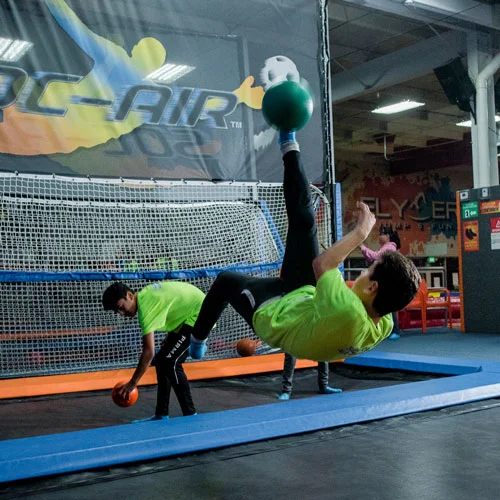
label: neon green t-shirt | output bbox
[137,281,205,335]
[252,268,393,361]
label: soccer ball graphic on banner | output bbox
[260,55,300,90]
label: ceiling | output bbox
[328,0,500,173]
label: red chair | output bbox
[421,279,453,332]
[399,279,426,331]
[399,279,453,333]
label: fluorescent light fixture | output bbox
[0,38,32,62]
[457,116,500,127]
[146,63,195,84]
[372,100,425,114]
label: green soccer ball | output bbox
[262,80,313,131]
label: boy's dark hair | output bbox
[102,282,134,311]
[371,251,421,317]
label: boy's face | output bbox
[115,291,137,317]
[352,261,378,298]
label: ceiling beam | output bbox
[340,0,500,32]
[331,30,466,102]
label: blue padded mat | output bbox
[2,352,500,483]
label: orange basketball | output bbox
[111,380,139,408]
[236,338,256,357]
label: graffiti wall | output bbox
[337,154,473,257]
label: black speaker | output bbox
[434,58,475,113]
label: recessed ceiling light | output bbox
[372,101,425,114]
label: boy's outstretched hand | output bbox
[312,200,377,278]
[354,201,376,240]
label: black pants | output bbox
[192,151,318,340]
[154,324,196,416]
[281,353,329,394]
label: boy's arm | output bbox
[116,332,155,399]
[313,201,376,280]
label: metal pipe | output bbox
[476,52,500,187]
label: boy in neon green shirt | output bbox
[190,132,420,362]
[102,281,205,421]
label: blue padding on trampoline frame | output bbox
[0,261,282,283]
[344,351,482,375]
[3,352,500,483]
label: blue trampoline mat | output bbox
[2,351,500,483]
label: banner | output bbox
[0,0,325,182]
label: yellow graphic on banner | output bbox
[0,0,264,157]
[0,0,167,155]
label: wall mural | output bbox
[337,156,473,258]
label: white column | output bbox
[476,52,500,188]
[467,33,487,188]
[488,82,499,186]
[468,33,500,188]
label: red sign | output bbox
[490,217,500,233]
[490,217,500,251]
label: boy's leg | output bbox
[317,362,342,394]
[190,271,286,359]
[279,138,319,292]
[133,337,173,423]
[154,361,172,417]
[171,363,196,416]
[317,361,329,389]
[169,325,196,415]
[191,271,256,344]
[157,327,196,416]
[279,353,296,400]
[388,311,401,340]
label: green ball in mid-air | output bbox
[262,80,313,132]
